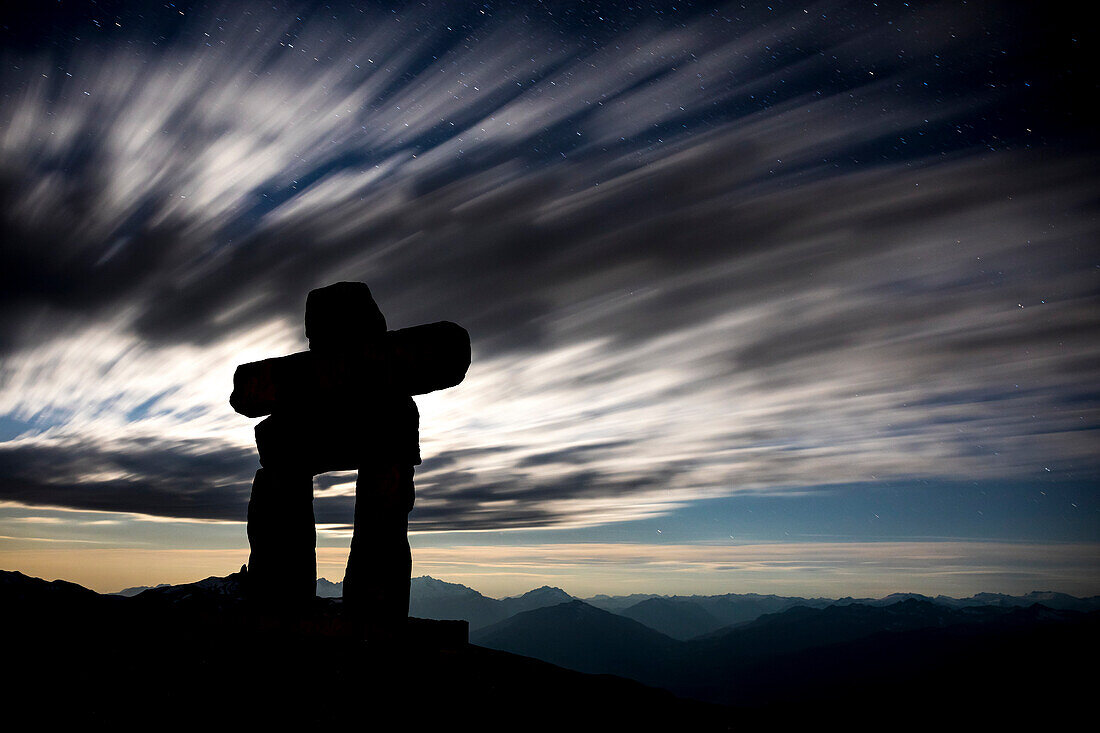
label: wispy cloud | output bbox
[404,541,1100,597]
[4,539,1095,598]
[0,2,1095,535]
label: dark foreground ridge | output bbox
[7,569,1098,727]
[2,569,730,729]
[470,596,1100,713]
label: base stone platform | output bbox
[407,616,469,648]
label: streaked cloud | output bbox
[7,537,1093,598]
[0,2,1095,539]
[406,541,1100,598]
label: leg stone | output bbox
[343,463,415,628]
[245,468,317,611]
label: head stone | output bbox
[305,281,387,350]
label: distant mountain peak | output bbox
[412,575,485,598]
[519,585,572,598]
[113,583,171,597]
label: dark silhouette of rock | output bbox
[230,281,470,627]
[8,569,1097,725]
[244,468,316,608]
[3,570,727,728]
[305,280,386,349]
[230,321,471,419]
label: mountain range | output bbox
[117,574,1098,638]
[402,577,1100,713]
[114,573,1100,635]
[4,569,726,728]
[93,571,1100,720]
[88,563,1100,717]
[470,595,1098,711]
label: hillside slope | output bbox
[1,569,729,729]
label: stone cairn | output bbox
[230,282,470,619]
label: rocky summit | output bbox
[1,569,729,729]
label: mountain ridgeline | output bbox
[401,576,1100,712]
[177,574,1096,638]
[3,569,725,728]
[28,570,1097,722]
[468,587,1099,711]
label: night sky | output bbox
[1,0,1096,597]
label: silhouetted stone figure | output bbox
[230,282,470,631]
